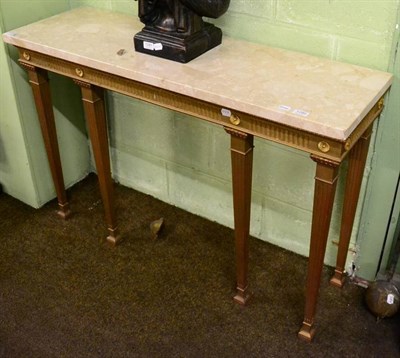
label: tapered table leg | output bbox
[330,126,373,288]
[25,66,70,219]
[75,81,120,245]
[298,155,340,342]
[225,127,254,305]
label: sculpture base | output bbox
[134,23,222,63]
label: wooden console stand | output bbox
[3,7,392,341]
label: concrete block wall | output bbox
[69,1,398,69]
[218,0,396,69]
[69,0,399,269]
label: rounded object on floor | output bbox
[365,280,400,318]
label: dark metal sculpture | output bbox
[134,0,230,63]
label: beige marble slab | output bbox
[2,7,393,140]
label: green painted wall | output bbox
[0,0,90,208]
[357,18,400,279]
[0,24,37,205]
[1,1,399,280]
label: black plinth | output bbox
[134,23,222,63]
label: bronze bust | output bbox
[134,0,230,63]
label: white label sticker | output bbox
[279,105,291,111]
[292,109,310,117]
[154,43,163,51]
[387,293,395,305]
[143,41,154,50]
[221,108,232,117]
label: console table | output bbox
[3,7,393,341]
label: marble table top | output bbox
[2,7,393,140]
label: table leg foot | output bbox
[24,67,70,221]
[298,322,315,342]
[225,127,254,309]
[57,202,71,219]
[76,82,119,246]
[233,286,251,305]
[300,155,339,342]
[106,227,121,246]
[332,126,372,289]
[330,269,346,288]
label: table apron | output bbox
[18,48,384,163]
